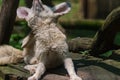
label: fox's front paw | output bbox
[24,65,36,74]
[70,75,82,80]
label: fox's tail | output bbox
[0,45,23,65]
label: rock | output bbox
[0,53,120,80]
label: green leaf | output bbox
[100,50,113,58]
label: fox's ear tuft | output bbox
[17,7,30,19]
[53,2,71,17]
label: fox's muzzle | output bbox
[32,0,44,14]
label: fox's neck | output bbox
[31,22,57,34]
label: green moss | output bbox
[100,51,113,58]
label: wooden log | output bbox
[68,37,93,52]
[90,7,120,56]
[59,19,104,30]
[0,0,19,44]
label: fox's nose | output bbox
[33,0,40,5]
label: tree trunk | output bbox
[96,0,120,19]
[0,0,20,45]
[90,7,120,56]
[82,0,88,18]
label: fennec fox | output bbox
[17,0,82,80]
[0,45,23,65]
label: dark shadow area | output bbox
[46,65,67,76]
[109,53,120,62]
[74,59,120,76]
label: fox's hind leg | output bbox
[64,57,82,80]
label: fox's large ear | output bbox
[53,2,71,17]
[17,7,30,19]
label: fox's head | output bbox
[17,0,71,27]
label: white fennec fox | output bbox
[17,0,82,80]
[0,45,23,65]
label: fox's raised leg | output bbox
[23,48,34,64]
[22,32,35,60]
[64,58,82,80]
[22,32,35,49]
[30,44,46,64]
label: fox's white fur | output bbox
[17,0,82,80]
[0,45,23,65]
